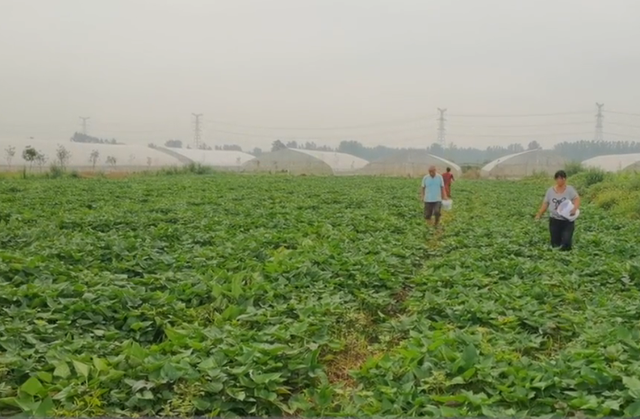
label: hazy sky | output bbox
[1,0,639,150]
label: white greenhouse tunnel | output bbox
[0,140,182,170]
[241,148,368,175]
[291,149,369,172]
[481,149,567,179]
[581,153,640,172]
[165,147,256,167]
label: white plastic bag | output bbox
[442,199,453,211]
[557,200,580,221]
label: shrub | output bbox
[462,168,481,179]
[570,169,607,191]
[564,161,584,177]
[593,190,621,210]
[158,163,214,176]
[48,164,64,179]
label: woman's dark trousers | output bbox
[549,218,575,251]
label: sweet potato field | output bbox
[1,174,640,417]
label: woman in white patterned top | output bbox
[534,170,581,251]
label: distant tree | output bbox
[507,143,525,153]
[4,145,15,168]
[165,139,183,148]
[56,144,71,170]
[146,157,152,168]
[89,150,100,170]
[271,140,287,151]
[35,152,47,171]
[252,147,263,156]
[247,137,640,166]
[286,141,298,149]
[128,154,135,165]
[71,132,121,145]
[22,146,38,170]
[215,144,242,151]
[106,156,117,168]
[429,143,445,156]
[553,139,640,162]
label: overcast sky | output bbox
[1,0,639,150]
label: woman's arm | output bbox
[570,186,580,213]
[572,195,580,209]
[535,200,549,219]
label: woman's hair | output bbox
[446,167,451,172]
[554,170,567,179]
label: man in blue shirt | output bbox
[420,165,446,227]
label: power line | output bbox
[92,128,169,133]
[447,131,593,138]
[602,131,640,140]
[607,122,640,130]
[604,110,640,117]
[205,116,430,131]
[447,111,591,118]
[210,125,433,140]
[447,121,593,128]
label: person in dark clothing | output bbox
[534,170,581,251]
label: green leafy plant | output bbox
[0,174,638,417]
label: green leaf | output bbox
[625,400,640,416]
[226,388,246,401]
[460,343,478,369]
[0,397,20,408]
[623,376,640,398]
[15,396,40,413]
[93,357,109,372]
[193,398,211,410]
[250,371,282,384]
[34,396,54,417]
[316,384,333,408]
[139,390,154,400]
[20,377,43,396]
[53,362,70,378]
[36,372,52,383]
[603,399,621,412]
[161,363,182,381]
[72,360,90,378]
[230,275,243,299]
[203,382,223,393]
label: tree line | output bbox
[163,137,640,165]
[70,132,122,145]
[270,139,640,165]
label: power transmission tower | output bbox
[79,117,90,135]
[437,108,447,148]
[594,103,604,141]
[192,113,203,149]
